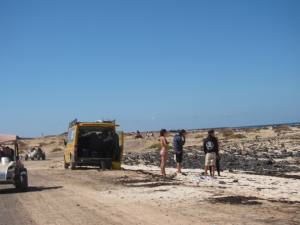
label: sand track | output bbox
[0,154,299,225]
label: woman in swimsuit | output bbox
[159,129,169,177]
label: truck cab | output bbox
[63,120,124,170]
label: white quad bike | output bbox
[25,147,46,161]
[0,134,28,192]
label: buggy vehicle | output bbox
[25,147,46,161]
[64,119,124,170]
[0,134,28,192]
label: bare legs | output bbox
[205,166,209,176]
[176,163,182,174]
[205,165,215,177]
[160,154,167,177]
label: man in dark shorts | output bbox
[173,129,186,174]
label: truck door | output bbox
[112,130,124,170]
[117,131,124,161]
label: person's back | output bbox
[173,134,185,153]
[173,130,186,174]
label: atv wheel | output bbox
[24,155,28,161]
[42,154,46,160]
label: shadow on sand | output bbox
[0,186,63,194]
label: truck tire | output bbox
[63,156,69,169]
[70,161,76,170]
[70,154,76,170]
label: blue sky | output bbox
[0,0,299,136]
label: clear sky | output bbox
[0,0,299,137]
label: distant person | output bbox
[0,146,3,159]
[159,129,169,177]
[173,129,186,174]
[203,129,219,177]
[135,130,143,139]
[146,132,154,138]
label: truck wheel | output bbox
[70,161,76,170]
[63,156,69,169]
[100,161,106,170]
[69,155,76,170]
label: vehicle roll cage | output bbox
[0,135,20,161]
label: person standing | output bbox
[159,129,169,177]
[173,129,186,174]
[203,129,219,177]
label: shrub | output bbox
[233,134,246,139]
[148,143,172,150]
[38,142,47,147]
[220,129,247,139]
[195,134,204,139]
[149,143,161,149]
[52,148,63,152]
[18,141,28,149]
[273,125,291,133]
[221,129,235,138]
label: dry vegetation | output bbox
[220,129,246,139]
[273,125,292,133]
[51,147,63,153]
[148,143,161,149]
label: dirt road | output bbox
[0,154,299,225]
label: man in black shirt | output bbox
[203,129,219,177]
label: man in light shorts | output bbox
[203,129,219,177]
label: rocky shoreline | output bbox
[124,131,300,176]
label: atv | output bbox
[25,147,46,161]
[0,134,28,192]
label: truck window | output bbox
[68,128,75,143]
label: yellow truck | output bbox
[63,119,124,170]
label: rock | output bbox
[233,179,239,183]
